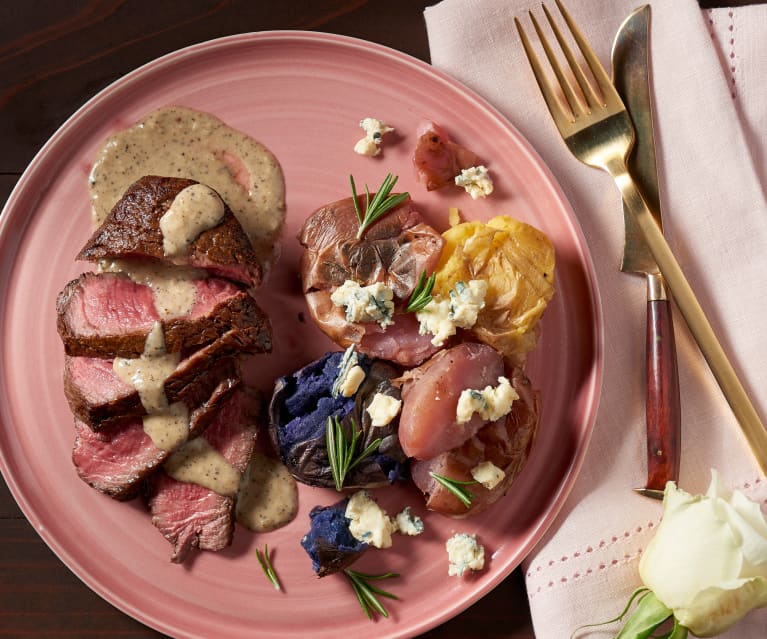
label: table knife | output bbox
[611,5,681,499]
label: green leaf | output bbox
[343,569,399,620]
[429,472,477,508]
[350,173,409,240]
[255,545,282,591]
[653,617,688,639]
[325,415,382,491]
[615,591,674,639]
[406,271,437,313]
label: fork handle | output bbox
[612,163,767,473]
[644,274,681,491]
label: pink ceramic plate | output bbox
[0,32,602,638]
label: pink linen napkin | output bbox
[425,1,767,637]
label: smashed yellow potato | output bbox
[433,215,555,359]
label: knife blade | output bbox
[611,5,681,499]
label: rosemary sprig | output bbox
[255,544,282,591]
[326,415,382,491]
[429,472,478,508]
[350,173,410,240]
[406,270,436,313]
[343,569,400,620]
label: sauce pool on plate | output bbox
[88,105,286,272]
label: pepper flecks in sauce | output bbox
[113,322,180,414]
[160,183,225,257]
[98,258,203,320]
[88,105,286,271]
[142,402,189,452]
[235,453,298,533]
[112,322,189,451]
[164,437,242,497]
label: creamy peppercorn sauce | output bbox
[89,106,296,531]
[112,322,189,451]
[236,453,299,533]
[88,105,286,273]
[160,183,226,258]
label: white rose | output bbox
[639,470,767,636]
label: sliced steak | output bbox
[63,329,262,430]
[144,386,261,563]
[77,175,262,288]
[57,271,270,358]
[72,378,239,500]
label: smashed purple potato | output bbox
[268,351,408,489]
[300,497,367,577]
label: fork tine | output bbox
[554,0,620,106]
[514,17,574,128]
[541,4,603,110]
[527,11,586,118]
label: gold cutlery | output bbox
[515,0,767,474]
[612,6,680,498]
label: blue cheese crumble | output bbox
[470,461,505,489]
[416,279,487,346]
[454,165,494,199]
[394,507,424,536]
[446,533,485,577]
[330,280,395,329]
[345,491,394,549]
[366,392,402,427]
[353,117,395,157]
[332,345,365,398]
[456,376,518,424]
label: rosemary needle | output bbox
[350,173,410,240]
[326,415,382,491]
[429,472,478,508]
[255,544,282,591]
[344,569,400,620]
[406,270,436,313]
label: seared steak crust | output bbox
[64,331,255,430]
[77,176,262,288]
[57,271,271,358]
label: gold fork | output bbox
[516,0,767,474]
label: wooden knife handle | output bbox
[645,275,681,491]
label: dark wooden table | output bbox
[0,1,754,637]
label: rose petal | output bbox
[676,577,767,637]
[639,482,743,609]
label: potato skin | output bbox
[398,343,504,460]
[300,498,368,577]
[268,351,407,489]
[433,215,555,362]
[297,194,444,365]
[409,365,540,518]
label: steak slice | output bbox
[72,378,239,501]
[144,385,261,563]
[63,328,262,430]
[57,271,270,358]
[77,175,262,288]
